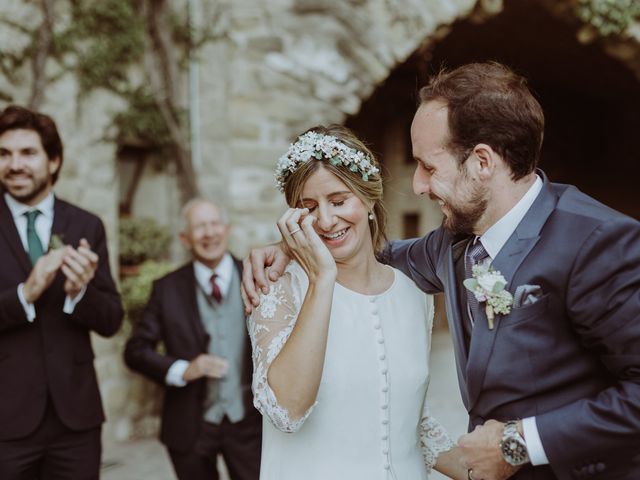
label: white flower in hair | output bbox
[275,131,380,192]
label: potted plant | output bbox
[118,217,172,276]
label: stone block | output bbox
[247,35,284,53]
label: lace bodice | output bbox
[248,261,454,478]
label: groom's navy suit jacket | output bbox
[387,171,640,480]
[0,195,123,441]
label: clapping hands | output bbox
[61,238,98,298]
[23,238,98,303]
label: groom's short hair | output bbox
[419,62,544,181]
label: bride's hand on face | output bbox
[278,208,337,282]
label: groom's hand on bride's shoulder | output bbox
[242,242,291,313]
[458,420,521,480]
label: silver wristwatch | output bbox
[500,420,530,466]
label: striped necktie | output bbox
[464,238,489,325]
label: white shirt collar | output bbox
[480,175,543,259]
[4,191,55,220]
[193,252,233,296]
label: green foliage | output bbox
[120,260,175,325]
[119,217,172,266]
[55,0,145,95]
[575,0,640,36]
[111,87,173,151]
[0,0,222,166]
[0,20,36,83]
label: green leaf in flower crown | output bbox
[350,164,358,172]
[463,278,478,292]
[492,281,506,293]
[314,150,323,160]
[362,173,369,181]
[330,156,341,166]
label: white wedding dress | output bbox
[248,261,454,480]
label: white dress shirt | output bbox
[165,253,234,387]
[475,175,549,466]
[4,193,84,321]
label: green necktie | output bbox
[25,210,45,265]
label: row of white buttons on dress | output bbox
[370,296,393,475]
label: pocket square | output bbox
[513,284,543,308]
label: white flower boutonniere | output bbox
[463,264,513,330]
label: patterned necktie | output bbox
[210,273,223,303]
[24,210,45,265]
[464,238,489,325]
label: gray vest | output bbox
[196,266,246,424]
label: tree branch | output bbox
[28,0,55,110]
[142,0,198,200]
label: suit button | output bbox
[587,464,596,475]
[595,462,605,473]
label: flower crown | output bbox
[275,131,380,192]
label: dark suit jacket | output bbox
[0,195,124,440]
[386,171,640,480]
[123,259,259,452]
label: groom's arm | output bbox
[382,228,447,294]
[534,215,640,477]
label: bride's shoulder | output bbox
[263,260,309,297]
[391,267,433,302]
[283,260,308,285]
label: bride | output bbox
[247,125,466,479]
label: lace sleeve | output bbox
[247,262,315,433]
[419,401,456,472]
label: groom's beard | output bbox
[440,183,488,236]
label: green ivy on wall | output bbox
[1,0,187,159]
[55,0,146,95]
[111,87,174,154]
[575,0,640,36]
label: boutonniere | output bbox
[463,264,513,330]
[48,233,66,251]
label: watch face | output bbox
[501,437,529,466]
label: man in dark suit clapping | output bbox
[125,198,261,480]
[0,105,124,479]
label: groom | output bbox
[242,62,640,480]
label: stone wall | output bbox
[2,0,640,447]
[222,0,478,253]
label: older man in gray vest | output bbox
[125,198,262,480]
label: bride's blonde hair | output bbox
[281,124,387,254]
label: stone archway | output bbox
[344,0,640,244]
[223,0,640,254]
[223,0,482,252]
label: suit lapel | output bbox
[0,194,32,275]
[465,171,558,409]
[491,172,557,294]
[444,235,471,408]
[51,197,71,242]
